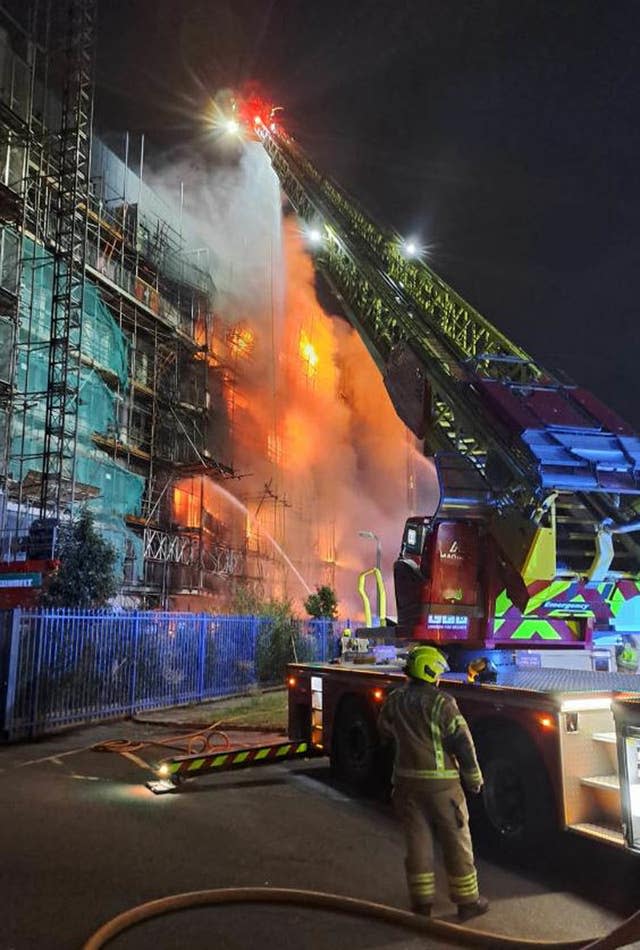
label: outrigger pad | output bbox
[146,779,179,795]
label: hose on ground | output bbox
[81,886,640,950]
[91,720,231,757]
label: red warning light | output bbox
[235,90,281,137]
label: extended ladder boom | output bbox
[255,118,640,577]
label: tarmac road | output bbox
[1,718,639,950]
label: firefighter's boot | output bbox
[457,896,489,922]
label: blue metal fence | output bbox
[0,609,339,741]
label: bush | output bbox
[255,599,296,684]
[232,589,327,683]
[304,585,338,620]
[41,509,118,608]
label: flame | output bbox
[172,483,200,528]
[193,302,208,348]
[299,330,319,377]
[168,207,439,614]
[227,324,254,356]
[213,217,430,614]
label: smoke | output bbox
[148,139,439,618]
[276,221,439,615]
[147,140,284,322]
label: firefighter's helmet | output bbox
[405,645,449,683]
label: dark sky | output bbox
[97,0,640,427]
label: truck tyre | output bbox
[331,696,380,794]
[472,728,556,856]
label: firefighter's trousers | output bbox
[393,777,480,908]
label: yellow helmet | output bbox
[405,645,449,683]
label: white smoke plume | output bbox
[147,139,440,618]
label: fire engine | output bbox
[151,102,640,856]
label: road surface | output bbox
[1,718,638,949]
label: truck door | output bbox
[394,518,485,642]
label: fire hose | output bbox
[82,886,640,950]
[91,719,231,757]
[85,720,640,948]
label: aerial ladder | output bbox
[151,105,640,858]
[243,101,640,656]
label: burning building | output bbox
[0,2,426,616]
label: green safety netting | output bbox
[9,237,145,579]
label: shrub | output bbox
[304,585,338,620]
[254,598,317,683]
[41,509,118,608]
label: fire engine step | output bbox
[568,820,625,846]
[147,739,319,794]
[580,773,620,791]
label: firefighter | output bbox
[378,644,489,921]
[616,635,639,674]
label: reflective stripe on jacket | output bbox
[377,680,483,787]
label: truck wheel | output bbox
[473,729,555,855]
[331,697,379,793]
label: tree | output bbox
[304,584,339,620]
[41,509,119,608]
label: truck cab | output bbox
[394,517,488,643]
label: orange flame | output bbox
[299,330,319,377]
[227,324,254,357]
[174,215,438,615]
[172,483,200,528]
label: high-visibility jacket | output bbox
[618,643,639,673]
[378,680,483,787]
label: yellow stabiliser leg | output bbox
[147,740,318,793]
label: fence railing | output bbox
[0,609,339,741]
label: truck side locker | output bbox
[557,695,624,846]
[613,698,640,853]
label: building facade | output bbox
[0,2,244,608]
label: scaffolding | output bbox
[0,0,240,607]
[40,0,94,516]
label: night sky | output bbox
[97,0,640,427]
